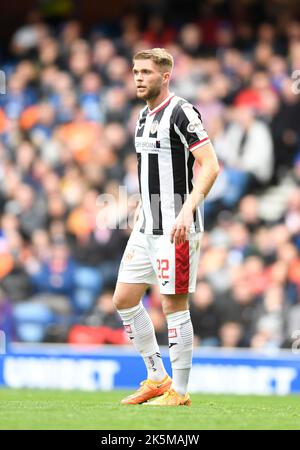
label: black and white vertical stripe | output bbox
[135,94,209,235]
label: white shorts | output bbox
[117,229,202,295]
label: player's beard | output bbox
[137,83,162,101]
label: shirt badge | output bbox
[150,120,159,135]
[187,120,204,133]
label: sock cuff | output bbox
[117,302,143,322]
[166,310,190,328]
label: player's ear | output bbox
[163,71,171,84]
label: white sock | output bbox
[118,303,167,382]
[167,310,193,396]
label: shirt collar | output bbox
[148,93,175,116]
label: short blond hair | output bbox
[133,48,173,72]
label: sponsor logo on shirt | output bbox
[136,139,160,152]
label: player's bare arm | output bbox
[170,142,220,245]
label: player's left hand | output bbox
[170,205,193,245]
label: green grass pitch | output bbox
[0,389,299,430]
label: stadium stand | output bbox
[0,1,300,351]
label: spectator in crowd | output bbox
[219,105,274,208]
[190,281,220,347]
[68,289,127,345]
[251,285,290,349]
[219,322,243,348]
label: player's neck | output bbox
[147,90,170,111]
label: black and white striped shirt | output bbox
[135,93,210,235]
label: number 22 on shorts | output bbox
[156,259,169,279]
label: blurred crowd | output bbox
[0,8,300,349]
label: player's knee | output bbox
[112,293,124,310]
[112,293,136,310]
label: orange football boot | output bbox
[121,375,172,405]
[143,388,191,406]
